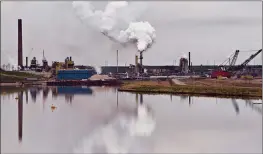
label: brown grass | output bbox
[119,80,262,99]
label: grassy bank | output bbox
[119,81,262,99]
[0,86,28,94]
[0,70,43,83]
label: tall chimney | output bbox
[26,57,28,68]
[135,55,138,73]
[18,19,23,68]
[139,51,143,73]
[188,52,191,72]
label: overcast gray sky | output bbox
[1,1,262,66]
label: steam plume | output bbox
[72,1,156,52]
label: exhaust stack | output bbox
[188,52,191,72]
[26,57,28,68]
[18,19,23,68]
[135,55,139,73]
[139,51,143,73]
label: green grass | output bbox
[0,70,43,83]
[119,82,262,99]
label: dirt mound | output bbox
[89,74,116,81]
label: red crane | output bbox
[211,49,261,78]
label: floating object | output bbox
[51,104,57,112]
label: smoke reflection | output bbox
[73,93,156,153]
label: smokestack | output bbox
[26,57,28,68]
[188,52,191,72]
[135,55,138,66]
[70,56,72,61]
[139,51,143,73]
[135,55,138,73]
[18,19,23,68]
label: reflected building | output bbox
[43,87,50,100]
[56,86,93,102]
[65,94,74,103]
[51,87,58,98]
[180,96,187,102]
[29,88,37,103]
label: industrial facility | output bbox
[102,49,262,79]
[2,19,262,82]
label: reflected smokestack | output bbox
[25,90,28,104]
[140,94,143,104]
[135,93,138,104]
[117,91,119,107]
[18,91,23,142]
[189,96,191,105]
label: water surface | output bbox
[1,86,262,153]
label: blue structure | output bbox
[57,86,93,95]
[57,69,97,80]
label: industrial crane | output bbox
[211,49,262,78]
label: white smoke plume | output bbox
[72,1,156,52]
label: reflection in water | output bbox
[27,86,94,103]
[139,94,143,104]
[43,87,49,100]
[29,88,37,103]
[245,100,262,115]
[1,86,262,153]
[189,96,192,106]
[117,90,119,107]
[231,99,240,115]
[18,91,23,142]
[180,96,187,102]
[25,91,28,104]
[74,92,156,153]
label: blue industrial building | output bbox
[57,69,97,80]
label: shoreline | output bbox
[118,88,262,100]
[118,80,262,99]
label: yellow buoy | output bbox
[51,104,57,112]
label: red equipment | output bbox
[211,49,262,78]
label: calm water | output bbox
[1,86,262,153]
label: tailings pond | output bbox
[1,86,262,153]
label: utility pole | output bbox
[116,50,119,73]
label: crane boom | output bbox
[234,49,262,71]
[229,50,239,67]
[227,50,240,71]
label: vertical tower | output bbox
[188,52,191,72]
[18,19,23,68]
